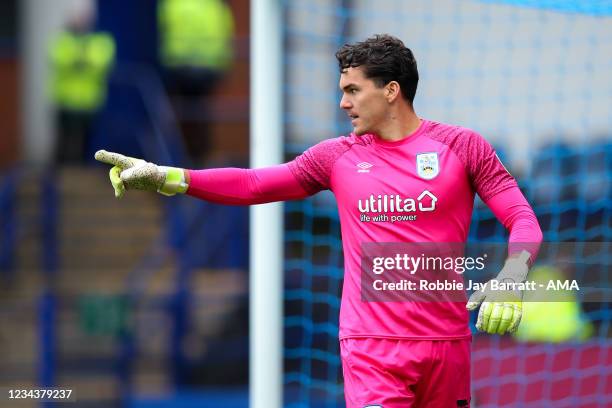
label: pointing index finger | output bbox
[94,150,134,168]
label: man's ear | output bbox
[385,81,401,102]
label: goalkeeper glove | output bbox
[466,250,531,335]
[94,150,188,198]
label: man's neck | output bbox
[375,108,421,142]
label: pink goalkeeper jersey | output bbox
[286,119,518,340]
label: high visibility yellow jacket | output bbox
[158,0,234,70]
[49,31,115,112]
[513,266,593,343]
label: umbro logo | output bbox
[357,162,373,173]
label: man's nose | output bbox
[340,95,351,109]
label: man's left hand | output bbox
[466,251,531,335]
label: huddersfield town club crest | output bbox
[416,152,439,180]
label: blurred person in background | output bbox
[513,263,593,343]
[158,0,235,164]
[49,0,115,165]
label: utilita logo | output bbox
[358,190,438,213]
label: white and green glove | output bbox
[94,150,188,198]
[466,250,532,335]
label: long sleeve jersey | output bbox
[187,119,543,339]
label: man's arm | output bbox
[95,137,351,202]
[185,166,310,204]
[94,150,310,204]
[487,187,543,262]
[466,186,543,335]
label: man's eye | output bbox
[350,89,357,94]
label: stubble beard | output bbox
[353,123,368,136]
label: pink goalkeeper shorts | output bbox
[340,337,471,408]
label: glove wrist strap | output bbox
[158,167,188,196]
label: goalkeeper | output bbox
[96,34,542,408]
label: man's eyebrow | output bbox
[340,83,358,91]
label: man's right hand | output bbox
[94,150,188,198]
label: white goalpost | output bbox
[250,1,284,408]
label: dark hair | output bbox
[335,34,418,104]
